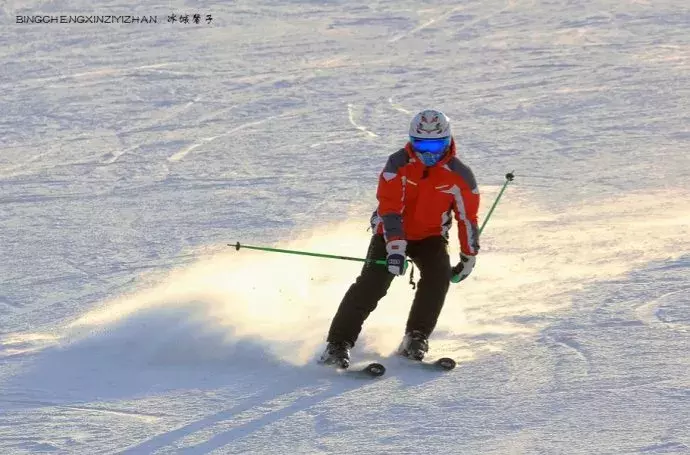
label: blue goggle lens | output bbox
[410,136,450,154]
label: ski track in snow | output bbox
[17,63,183,86]
[387,5,467,43]
[102,96,202,165]
[1,398,166,422]
[541,332,592,376]
[167,111,301,163]
[387,0,521,43]
[346,103,378,138]
[388,97,413,115]
[634,287,690,329]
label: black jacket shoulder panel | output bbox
[383,148,409,174]
[447,157,478,190]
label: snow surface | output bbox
[1,0,689,453]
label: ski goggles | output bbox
[409,136,451,154]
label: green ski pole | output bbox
[451,171,515,283]
[229,241,388,266]
[230,241,413,277]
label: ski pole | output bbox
[230,242,416,286]
[451,171,515,283]
[229,241,388,265]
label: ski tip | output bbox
[364,362,386,377]
[436,357,457,370]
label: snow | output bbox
[1,0,689,453]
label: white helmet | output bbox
[408,109,452,166]
[409,109,451,139]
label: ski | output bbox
[399,355,457,371]
[428,357,457,370]
[320,361,386,378]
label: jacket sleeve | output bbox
[376,150,407,242]
[450,161,480,256]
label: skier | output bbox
[319,109,480,368]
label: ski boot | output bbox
[318,341,352,369]
[398,330,429,361]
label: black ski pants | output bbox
[327,234,451,346]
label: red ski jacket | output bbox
[370,139,480,256]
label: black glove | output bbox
[451,253,476,282]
